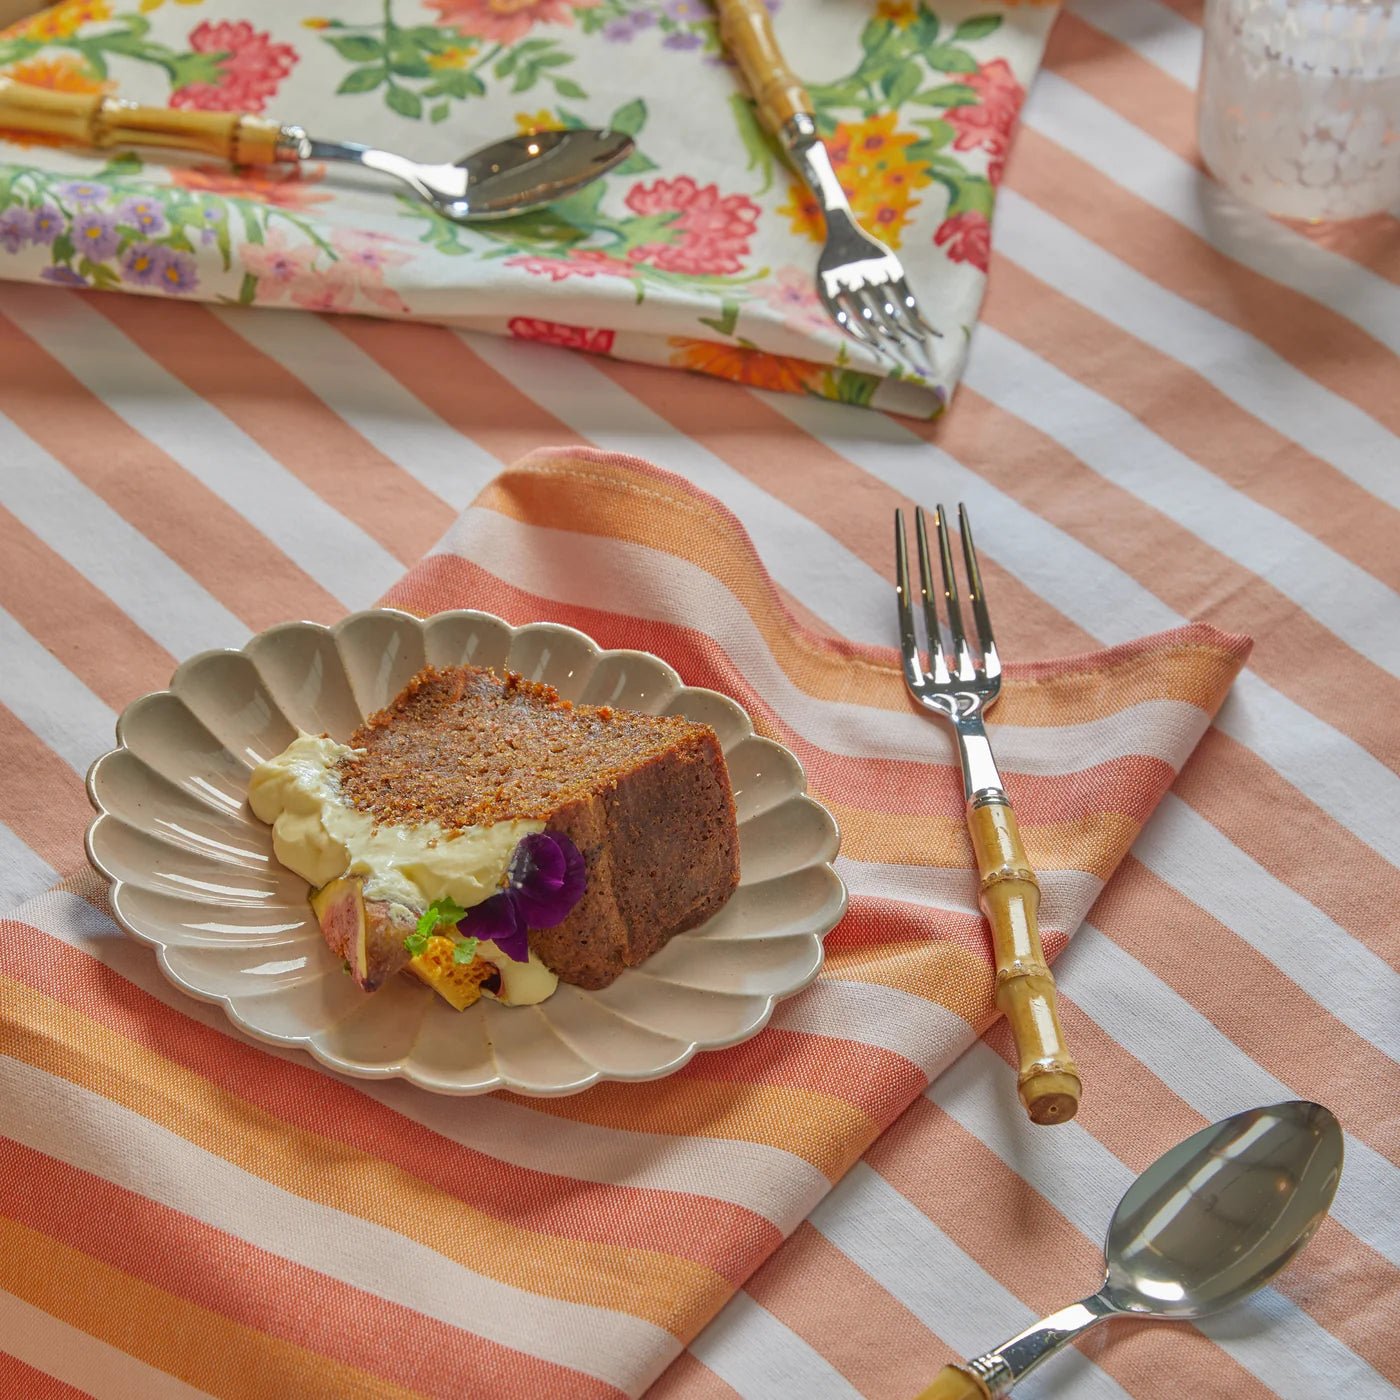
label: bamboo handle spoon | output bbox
[915,1101,1343,1398]
[0,77,633,223]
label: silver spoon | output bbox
[276,125,635,223]
[0,79,633,225]
[917,1100,1344,1399]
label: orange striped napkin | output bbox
[1,447,1249,1398]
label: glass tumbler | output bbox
[1197,0,1400,220]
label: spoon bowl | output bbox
[293,126,636,223]
[918,1101,1344,1399]
[1103,1099,1343,1319]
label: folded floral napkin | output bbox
[0,448,1249,1396]
[0,0,1058,416]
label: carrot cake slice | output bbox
[249,663,740,1008]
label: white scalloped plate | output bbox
[85,610,846,1096]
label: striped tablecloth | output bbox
[2,1,1397,1396]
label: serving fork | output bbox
[895,505,1081,1125]
[715,0,939,379]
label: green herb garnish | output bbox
[452,936,480,965]
[404,896,470,958]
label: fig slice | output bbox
[309,876,409,991]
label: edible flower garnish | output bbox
[461,831,586,963]
[404,895,469,958]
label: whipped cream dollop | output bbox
[248,733,557,1004]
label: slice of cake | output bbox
[249,663,740,1007]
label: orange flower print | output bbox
[514,109,556,135]
[874,0,918,23]
[0,57,111,146]
[13,0,111,40]
[172,162,330,209]
[668,339,822,396]
[778,113,931,249]
[425,0,598,45]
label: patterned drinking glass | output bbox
[1197,0,1400,220]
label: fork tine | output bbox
[893,510,923,689]
[889,276,941,341]
[932,503,975,681]
[958,503,1000,680]
[913,507,951,684]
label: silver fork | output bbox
[715,0,939,380]
[895,504,1082,1125]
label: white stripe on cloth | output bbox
[1,1058,677,1395]
[0,820,56,920]
[687,1292,863,1400]
[1060,924,1400,1265]
[0,285,401,608]
[1137,796,1400,1060]
[0,1290,213,1400]
[1066,0,1203,86]
[929,1044,1390,1399]
[434,507,1215,780]
[0,605,114,773]
[0,411,250,656]
[460,331,892,642]
[211,307,496,511]
[992,190,1400,513]
[966,328,1400,676]
[15,888,831,1230]
[809,1164,1133,1400]
[1020,72,1400,354]
[758,393,1400,869]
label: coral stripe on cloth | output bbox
[3,2,1399,1394]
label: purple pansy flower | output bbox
[117,195,168,236]
[72,208,119,262]
[0,207,33,254]
[58,180,109,204]
[29,203,62,246]
[461,831,586,963]
[41,265,88,287]
[121,242,162,286]
[152,246,199,295]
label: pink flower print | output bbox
[170,21,298,114]
[324,229,412,314]
[239,226,318,302]
[506,248,636,281]
[623,176,759,276]
[756,265,833,335]
[507,317,616,353]
[933,210,991,274]
[425,0,598,45]
[944,58,1024,184]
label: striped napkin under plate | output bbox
[0,446,1250,1398]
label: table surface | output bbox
[2,2,1397,1397]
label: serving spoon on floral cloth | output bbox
[0,76,634,222]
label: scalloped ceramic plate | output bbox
[85,609,846,1096]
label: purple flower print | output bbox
[29,203,63,246]
[663,29,701,48]
[121,243,163,286]
[72,208,119,263]
[58,180,109,204]
[0,207,33,254]
[116,195,168,236]
[151,247,199,295]
[603,8,655,40]
[197,205,221,244]
[41,265,88,287]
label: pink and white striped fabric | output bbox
[1,2,1397,1396]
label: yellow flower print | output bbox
[301,16,332,27]
[428,43,477,69]
[138,0,203,12]
[777,112,932,249]
[514,109,555,135]
[875,0,919,24]
[17,0,112,40]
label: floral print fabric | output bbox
[0,0,1058,416]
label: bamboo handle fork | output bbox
[895,506,1080,1125]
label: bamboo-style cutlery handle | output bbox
[914,1366,989,1400]
[0,77,286,165]
[968,797,1080,1125]
[713,0,813,134]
